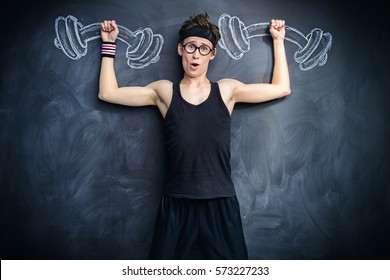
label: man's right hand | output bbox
[101,20,119,43]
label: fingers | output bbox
[101,20,118,32]
[270,19,285,31]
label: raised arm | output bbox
[219,19,290,108]
[98,20,172,116]
[268,19,291,97]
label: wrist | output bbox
[273,36,285,42]
[101,41,116,58]
[273,38,285,46]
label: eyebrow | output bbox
[186,40,213,48]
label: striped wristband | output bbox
[101,42,116,58]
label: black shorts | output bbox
[149,194,248,260]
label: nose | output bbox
[192,48,201,58]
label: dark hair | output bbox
[178,12,221,45]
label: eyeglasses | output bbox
[181,42,214,56]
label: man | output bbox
[99,13,290,259]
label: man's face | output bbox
[178,36,216,78]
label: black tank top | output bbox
[163,82,236,199]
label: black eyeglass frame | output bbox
[181,42,215,56]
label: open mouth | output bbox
[190,63,200,70]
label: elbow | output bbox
[98,90,111,102]
[99,85,119,102]
[280,86,291,98]
[98,91,107,101]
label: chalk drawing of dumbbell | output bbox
[218,13,333,71]
[54,15,164,69]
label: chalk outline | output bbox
[54,15,164,69]
[218,13,333,71]
[54,14,332,71]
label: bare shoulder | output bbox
[146,80,173,116]
[146,79,172,98]
[216,78,242,113]
[218,78,244,90]
[217,78,244,99]
[147,79,173,92]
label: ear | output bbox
[210,48,217,60]
[177,43,183,56]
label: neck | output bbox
[181,75,210,87]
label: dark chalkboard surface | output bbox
[1,0,389,259]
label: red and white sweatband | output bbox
[101,42,116,58]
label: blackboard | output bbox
[1,0,389,259]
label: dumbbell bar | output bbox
[218,13,333,71]
[54,15,164,69]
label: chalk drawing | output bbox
[54,14,332,71]
[218,13,333,71]
[54,15,164,69]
